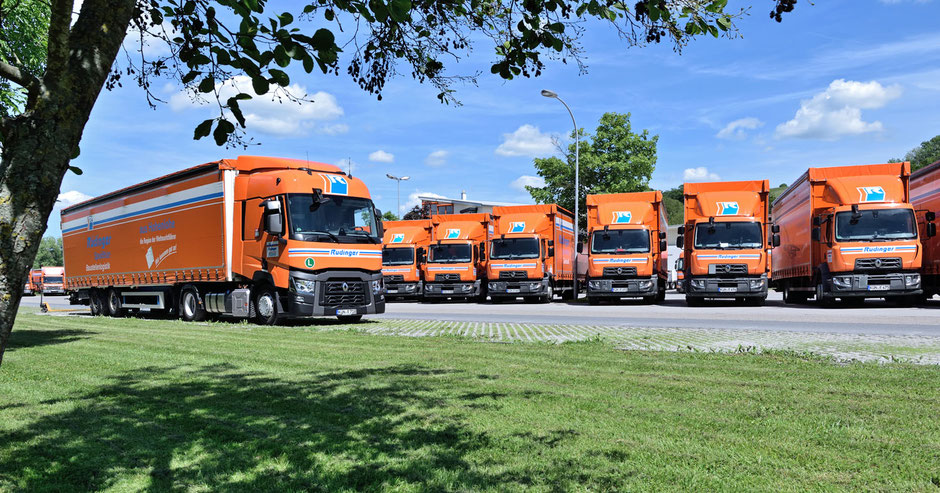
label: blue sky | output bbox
[52,0,940,235]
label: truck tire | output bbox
[106,289,124,317]
[179,286,207,322]
[541,283,554,303]
[656,282,667,304]
[815,282,833,307]
[337,315,363,323]
[252,286,279,325]
[89,291,104,316]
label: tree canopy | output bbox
[891,135,940,172]
[526,112,657,228]
[32,236,62,268]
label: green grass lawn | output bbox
[1,313,939,492]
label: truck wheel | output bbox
[179,286,207,322]
[89,291,104,316]
[815,282,833,307]
[541,283,554,303]
[107,289,124,317]
[656,283,667,304]
[252,286,279,325]
[337,315,363,323]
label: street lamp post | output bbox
[541,89,580,300]
[386,174,410,218]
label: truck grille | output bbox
[499,270,528,279]
[435,273,461,281]
[711,264,748,275]
[855,257,901,270]
[322,280,367,307]
[384,275,404,283]
[603,266,637,278]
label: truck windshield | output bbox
[694,222,763,250]
[490,238,539,259]
[835,208,917,242]
[429,244,472,263]
[383,247,414,265]
[591,229,649,254]
[45,276,63,283]
[286,194,380,243]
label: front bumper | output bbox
[42,287,65,295]
[685,275,767,298]
[424,281,481,298]
[488,278,548,298]
[823,272,922,298]
[587,276,657,298]
[283,270,386,317]
[384,282,423,297]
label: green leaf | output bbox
[251,76,270,95]
[70,145,80,160]
[193,119,213,140]
[269,69,290,86]
[278,12,294,26]
[213,119,236,146]
[198,76,215,93]
[181,71,199,84]
[389,0,411,23]
[67,165,83,175]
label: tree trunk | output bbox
[0,0,136,366]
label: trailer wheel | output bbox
[815,282,833,307]
[541,283,554,303]
[107,289,124,317]
[252,286,279,325]
[655,282,667,304]
[179,286,207,322]
[89,291,104,316]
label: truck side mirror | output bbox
[417,247,427,263]
[576,242,584,254]
[811,227,821,242]
[262,199,283,236]
[548,247,555,257]
[658,231,667,240]
[928,223,937,238]
[771,234,781,247]
[677,226,685,235]
[660,240,668,251]
[927,211,937,222]
[812,217,821,227]
[547,240,555,247]
[479,242,486,261]
[374,208,384,237]
[676,235,684,248]
[772,224,780,233]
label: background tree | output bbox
[890,135,940,171]
[662,185,684,225]
[526,112,657,229]
[402,205,430,221]
[381,211,399,222]
[0,0,799,364]
[32,236,62,268]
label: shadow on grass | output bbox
[0,363,541,491]
[6,329,96,352]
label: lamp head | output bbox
[401,176,410,181]
[386,173,397,180]
[540,89,558,98]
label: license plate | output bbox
[337,308,357,316]
[387,289,398,293]
[718,287,737,293]
[442,289,453,294]
[507,288,521,293]
[612,287,629,293]
[868,284,889,291]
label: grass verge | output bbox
[1,312,939,491]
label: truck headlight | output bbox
[905,274,920,287]
[588,280,601,290]
[529,282,542,291]
[638,280,652,290]
[749,279,765,290]
[371,280,383,294]
[690,279,705,289]
[404,284,416,291]
[460,284,472,292]
[832,276,852,288]
[292,278,317,294]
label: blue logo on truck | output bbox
[391,233,405,243]
[717,202,739,215]
[446,229,461,239]
[857,186,885,202]
[509,222,526,233]
[612,211,632,224]
[325,175,348,195]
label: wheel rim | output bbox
[109,291,120,312]
[183,292,196,318]
[257,293,275,318]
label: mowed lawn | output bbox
[1,313,938,492]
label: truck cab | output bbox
[677,181,774,305]
[421,213,490,301]
[40,266,65,295]
[585,192,668,304]
[382,220,432,299]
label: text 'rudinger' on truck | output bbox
[61,156,385,324]
[676,180,776,306]
[772,162,924,305]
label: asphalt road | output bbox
[22,291,940,336]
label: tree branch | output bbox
[45,0,72,78]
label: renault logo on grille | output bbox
[874,258,883,268]
[342,282,350,292]
[616,267,624,275]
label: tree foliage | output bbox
[32,236,62,268]
[381,211,399,222]
[662,185,683,225]
[402,204,430,221]
[890,135,940,172]
[526,112,657,228]
[0,0,48,115]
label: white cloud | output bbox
[369,150,395,163]
[775,79,902,140]
[511,175,546,191]
[716,117,764,140]
[495,124,556,157]
[56,190,92,209]
[169,76,346,137]
[683,167,720,182]
[425,150,449,167]
[403,191,447,214]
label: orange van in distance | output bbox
[382,219,433,299]
[422,213,491,301]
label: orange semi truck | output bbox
[585,192,668,304]
[40,266,66,295]
[676,180,775,305]
[486,204,576,302]
[382,219,433,299]
[61,156,385,323]
[772,162,923,305]
[421,213,491,301]
[909,160,940,299]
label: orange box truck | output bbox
[485,204,576,302]
[421,213,491,301]
[584,192,668,304]
[61,156,385,323]
[23,268,42,295]
[382,219,433,299]
[676,180,775,305]
[40,266,65,295]
[909,160,940,298]
[772,162,923,305]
